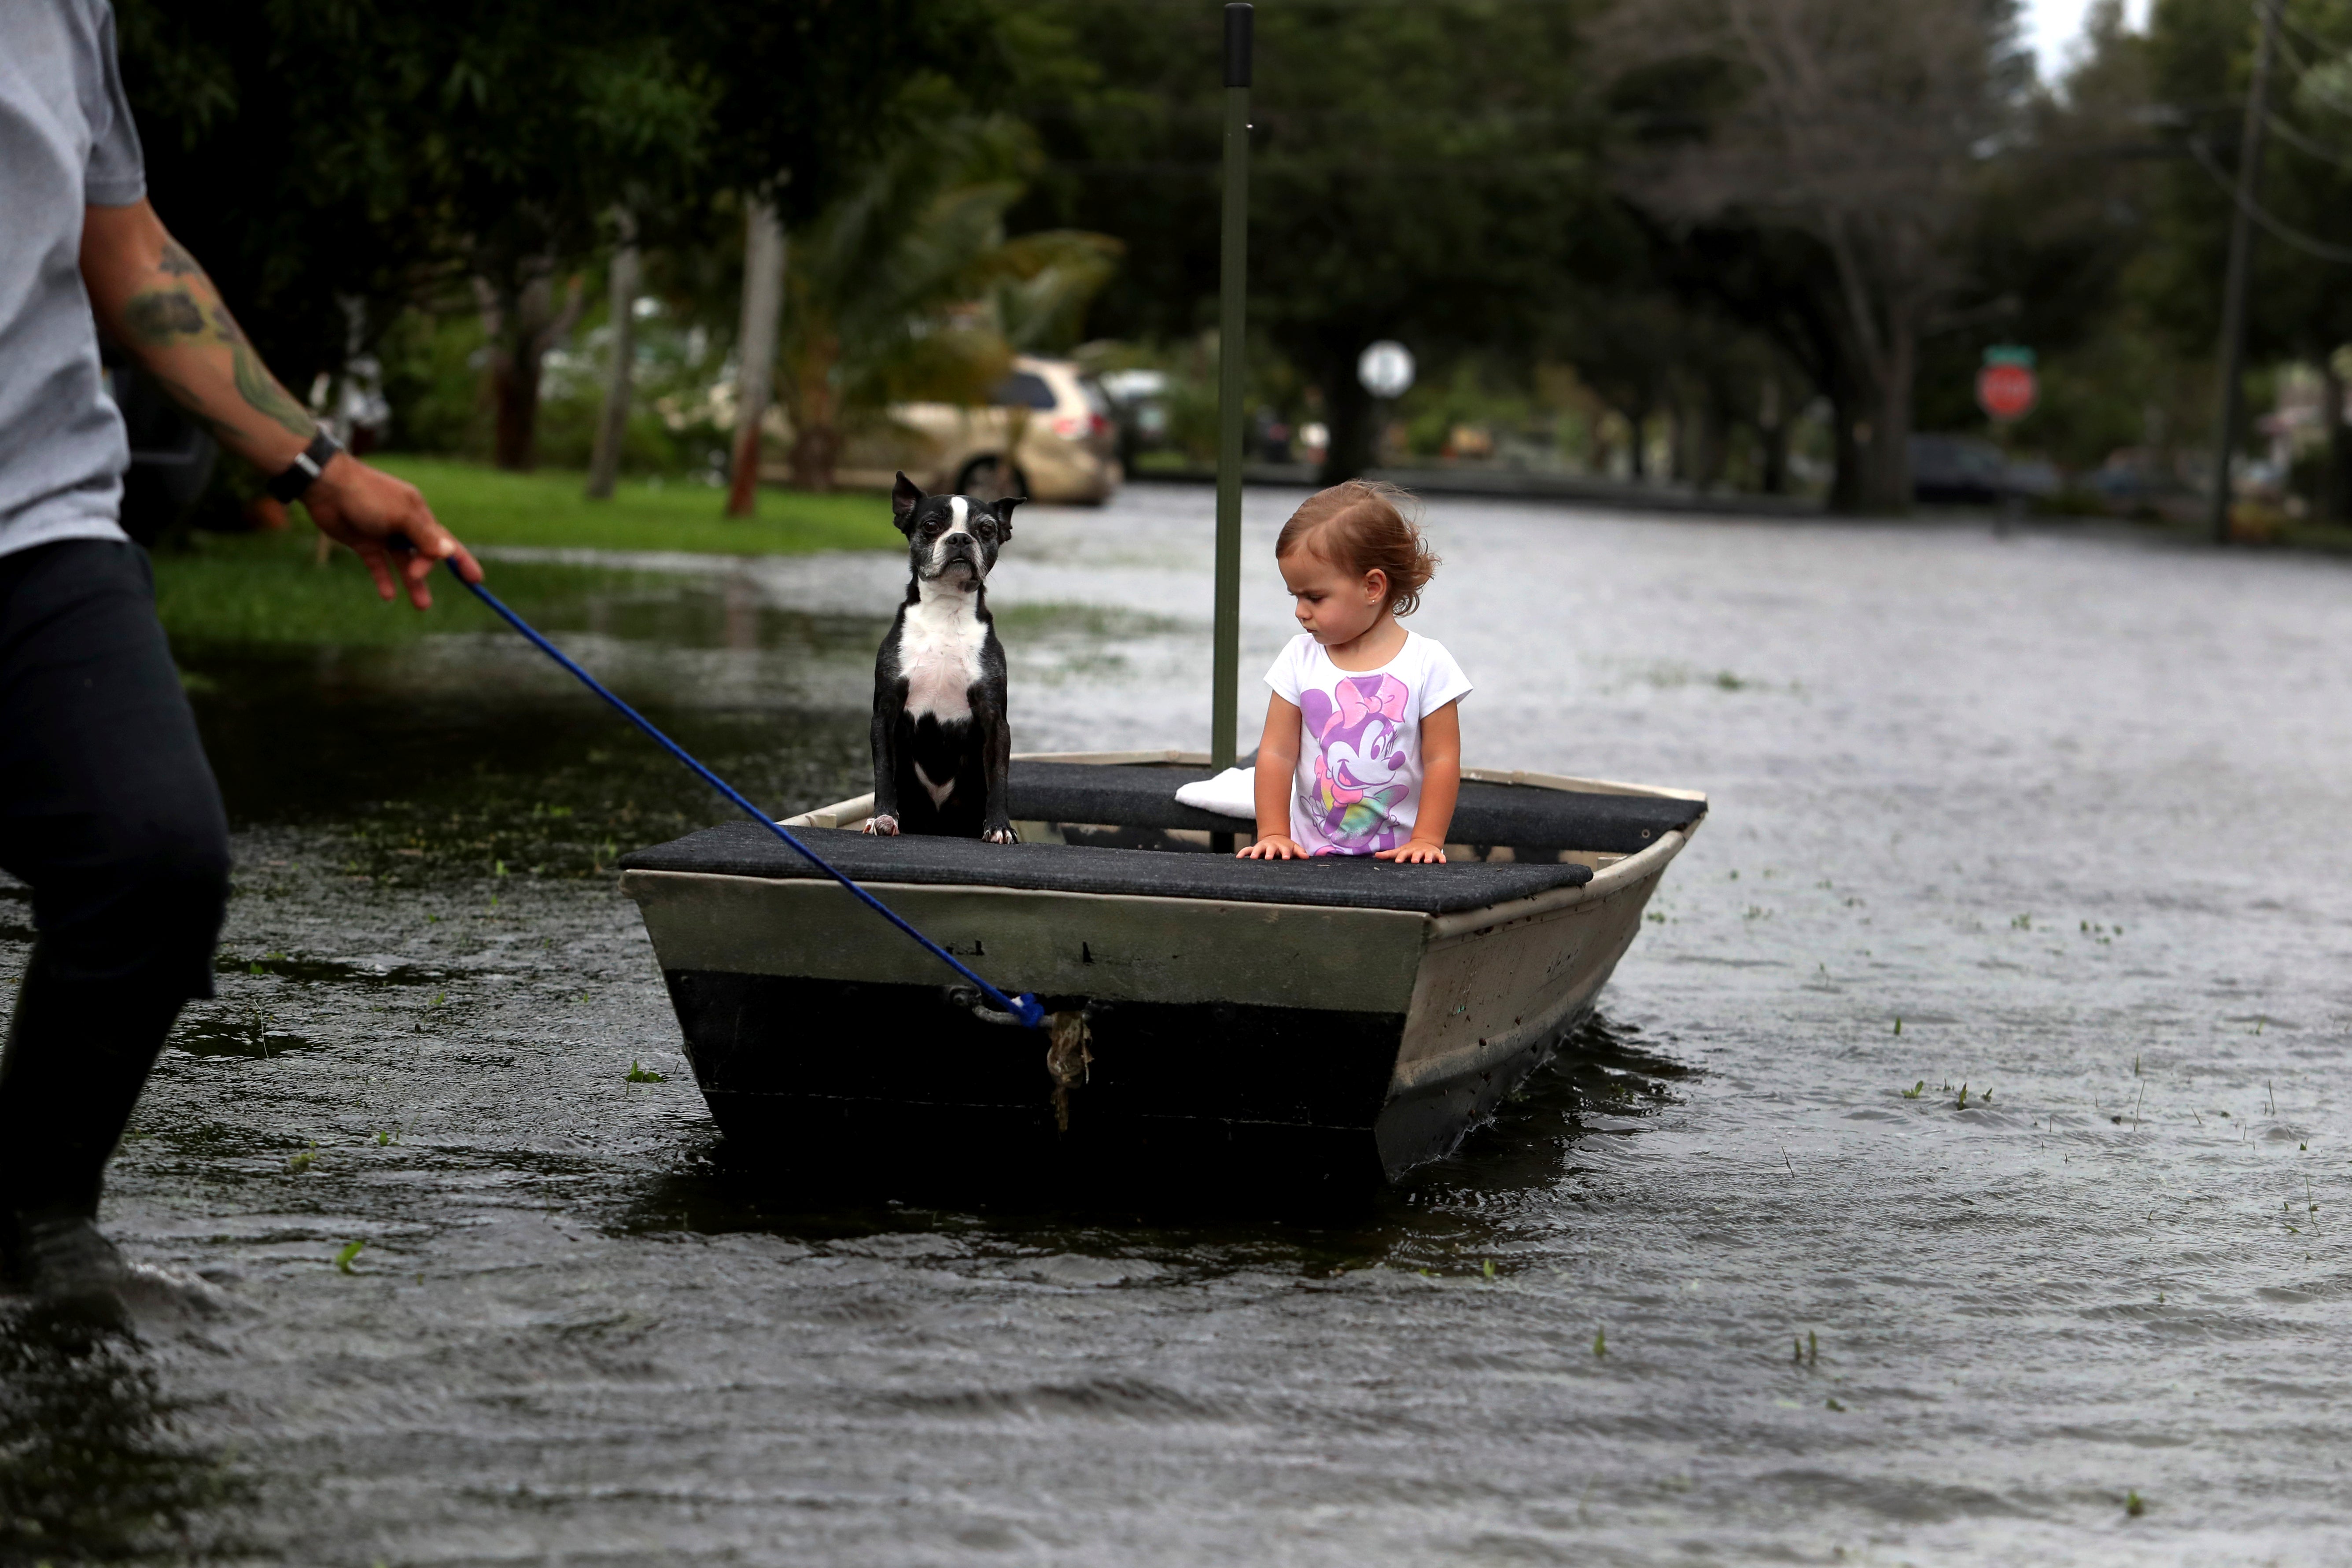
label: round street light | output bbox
[1357,340,1416,400]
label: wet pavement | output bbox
[4,484,2351,1564]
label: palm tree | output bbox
[773,116,1120,489]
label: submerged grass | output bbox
[151,457,900,650]
[373,457,898,556]
[150,523,661,649]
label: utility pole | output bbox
[2208,0,2280,545]
[1211,5,1253,774]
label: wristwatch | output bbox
[265,429,343,503]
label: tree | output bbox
[587,210,641,499]
[726,199,787,515]
[118,1,712,469]
[441,8,713,470]
[1830,0,2248,494]
[771,112,1120,490]
[116,0,446,400]
[1602,0,2028,511]
[1002,0,1609,482]
[115,1,984,474]
[2145,0,2352,518]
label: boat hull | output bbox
[622,827,1685,1190]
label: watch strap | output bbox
[265,430,343,503]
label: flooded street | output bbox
[6,483,2351,1564]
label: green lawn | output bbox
[371,457,902,556]
[150,525,660,649]
[149,460,903,652]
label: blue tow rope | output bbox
[446,560,1046,1030]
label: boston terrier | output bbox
[865,473,1019,842]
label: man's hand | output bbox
[1373,838,1449,864]
[302,454,481,609]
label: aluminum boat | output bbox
[618,752,1704,1191]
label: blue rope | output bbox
[446,561,1045,1030]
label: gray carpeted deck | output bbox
[1009,761,1701,854]
[622,824,1596,915]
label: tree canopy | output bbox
[1003,0,1613,480]
[114,0,984,395]
[115,0,2352,522]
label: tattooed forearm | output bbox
[146,369,243,444]
[84,204,325,468]
[112,280,316,441]
[122,289,206,343]
[232,341,317,437]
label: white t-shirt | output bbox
[1264,629,1473,856]
[0,0,147,560]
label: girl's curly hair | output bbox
[1276,480,1441,616]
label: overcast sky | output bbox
[2026,0,2152,81]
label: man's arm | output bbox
[79,199,480,609]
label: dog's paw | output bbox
[982,824,1020,845]
[864,814,900,836]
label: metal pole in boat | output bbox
[1211,3,1252,776]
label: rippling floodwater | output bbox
[5,486,2351,1564]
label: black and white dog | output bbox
[865,472,1019,842]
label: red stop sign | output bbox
[1977,362,2038,421]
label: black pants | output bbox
[0,539,230,1223]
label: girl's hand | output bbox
[1239,834,1310,860]
[1375,839,1449,864]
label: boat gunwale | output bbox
[620,866,1471,929]
[1425,826,1689,942]
[619,823,1689,935]
[778,750,1708,831]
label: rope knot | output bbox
[1047,1011,1094,1133]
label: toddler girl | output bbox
[1238,481,1470,863]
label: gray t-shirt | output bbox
[0,0,145,560]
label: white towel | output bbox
[1174,765,1259,820]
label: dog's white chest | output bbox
[900,592,986,722]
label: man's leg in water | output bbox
[0,539,231,1301]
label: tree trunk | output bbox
[477,269,584,473]
[785,331,843,489]
[1693,394,1727,493]
[1626,408,1648,480]
[788,423,842,490]
[586,216,640,501]
[2323,354,2351,524]
[726,198,786,518]
[1317,365,1378,485]
[1829,386,1862,513]
[593,221,649,501]
[1819,210,1912,515]
[1856,318,1915,514]
[1758,374,1788,495]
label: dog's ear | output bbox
[891,472,925,535]
[991,496,1021,537]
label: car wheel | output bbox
[956,457,1028,501]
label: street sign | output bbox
[1976,345,2037,422]
[1357,340,1416,399]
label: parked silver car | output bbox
[892,356,1122,504]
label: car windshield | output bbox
[990,372,1058,410]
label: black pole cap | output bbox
[1224,4,1253,89]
